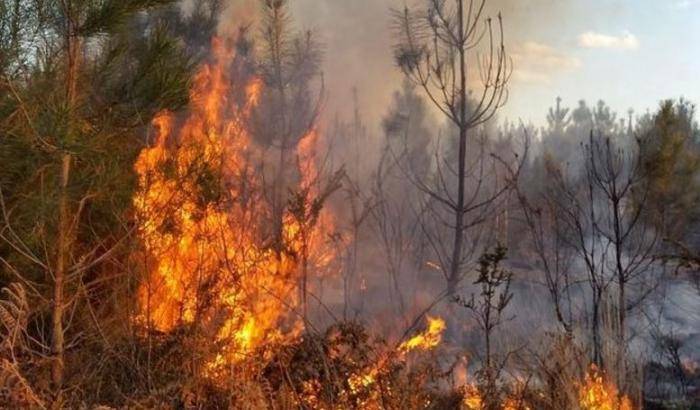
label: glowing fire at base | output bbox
[133,37,335,369]
[578,365,634,410]
[461,364,634,409]
[460,382,530,410]
[461,383,484,410]
[348,316,447,396]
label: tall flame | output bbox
[133,38,333,368]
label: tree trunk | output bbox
[270,3,288,254]
[273,147,287,251]
[592,290,603,367]
[613,196,627,387]
[52,153,71,392]
[617,272,626,388]
[53,5,80,393]
[299,231,309,319]
[448,0,468,296]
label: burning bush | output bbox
[133,35,340,377]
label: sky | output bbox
[497,0,700,126]
[225,0,700,129]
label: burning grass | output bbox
[578,365,634,410]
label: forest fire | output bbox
[461,364,635,410]
[1,0,698,408]
[133,37,334,368]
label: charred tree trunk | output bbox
[393,0,512,297]
[612,187,627,387]
[269,3,288,254]
[448,0,469,296]
[591,288,603,368]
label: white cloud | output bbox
[510,41,580,85]
[674,0,700,9]
[577,31,640,50]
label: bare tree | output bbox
[327,94,376,319]
[367,80,437,317]
[517,149,578,335]
[392,0,514,295]
[287,169,344,319]
[370,149,415,317]
[584,133,657,387]
[540,132,658,385]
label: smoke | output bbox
[217,0,258,37]
[216,0,578,132]
[190,2,699,395]
[287,0,400,130]
[215,0,399,131]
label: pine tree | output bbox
[638,99,700,242]
[0,0,192,400]
[251,0,324,252]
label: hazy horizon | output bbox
[228,0,700,130]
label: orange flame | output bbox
[399,316,447,353]
[133,37,334,369]
[578,365,634,410]
[461,385,531,410]
[461,383,484,410]
[286,128,340,271]
[349,316,447,397]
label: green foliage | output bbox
[638,99,700,240]
[0,1,194,281]
[0,1,38,77]
[99,21,194,121]
[252,0,323,149]
[78,0,177,36]
[458,244,514,332]
[0,8,196,398]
